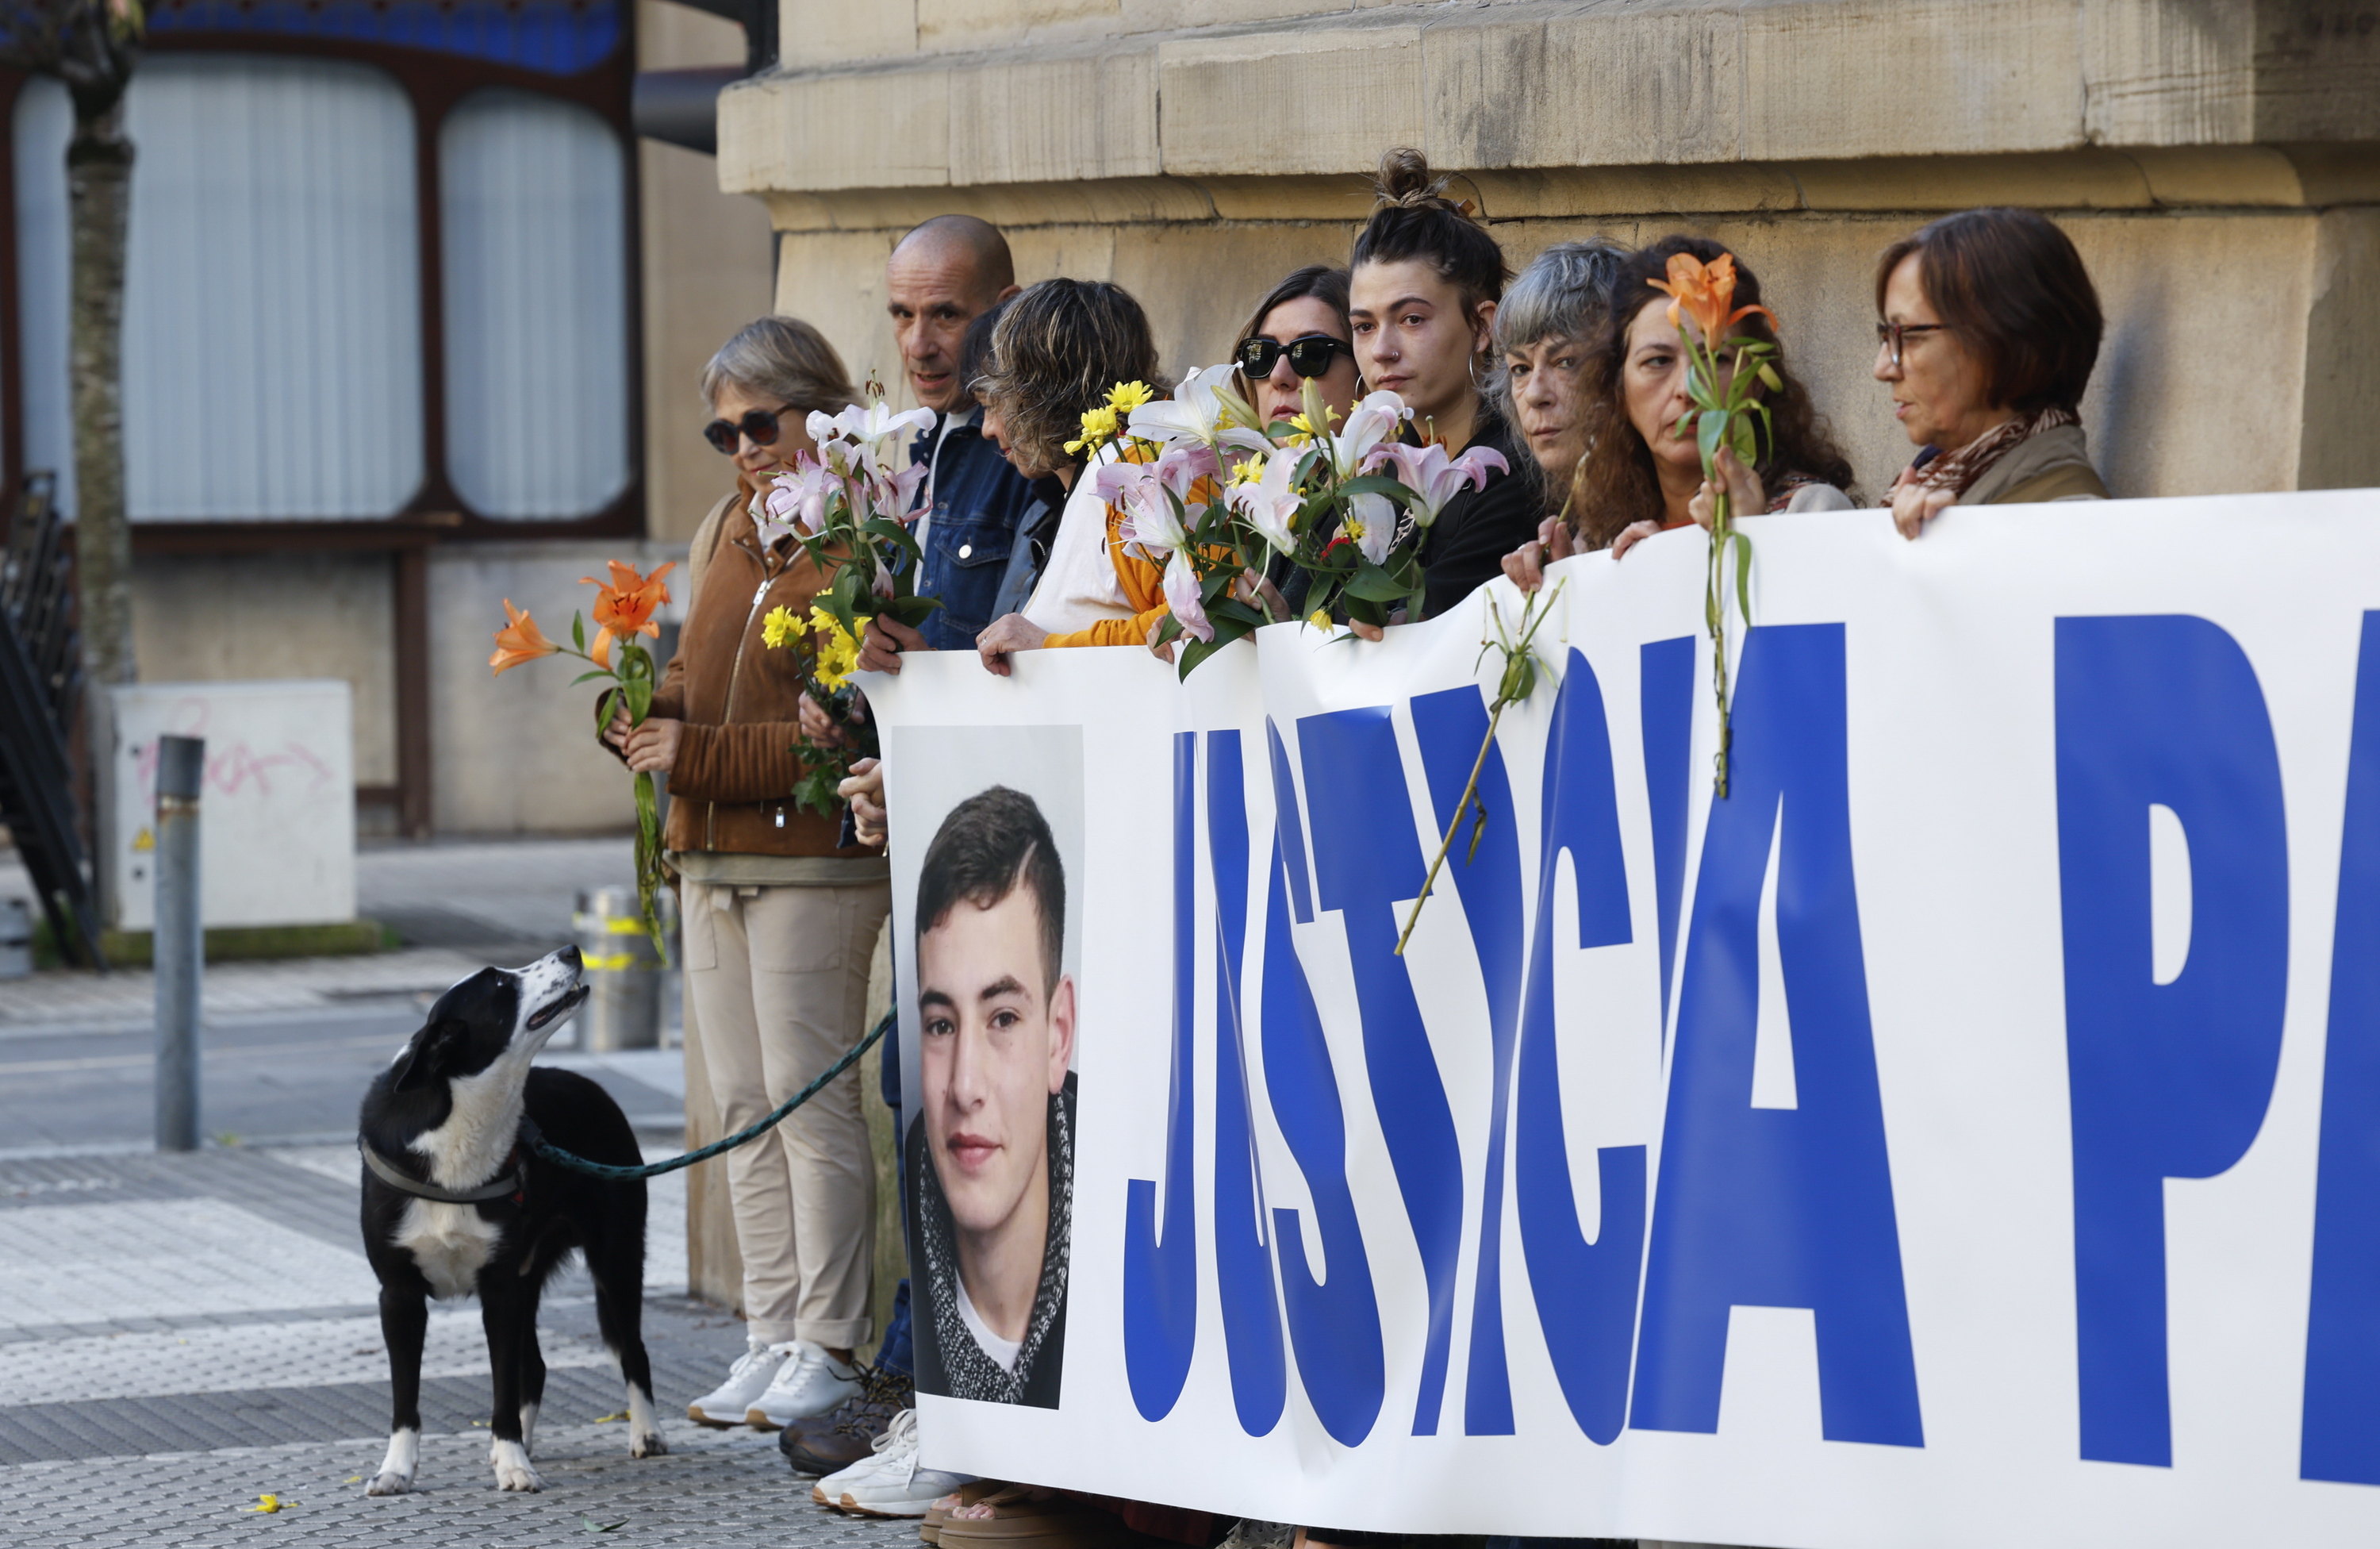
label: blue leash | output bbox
[520,1009,892,1182]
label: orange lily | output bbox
[581,559,675,667]
[1647,252,1777,344]
[489,599,561,676]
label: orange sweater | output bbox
[1044,466,1223,650]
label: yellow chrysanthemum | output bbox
[1107,380,1154,413]
[810,609,866,690]
[1065,403,1121,455]
[1307,609,1334,632]
[760,604,805,649]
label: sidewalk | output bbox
[0,1143,909,1547]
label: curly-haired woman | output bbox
[1505,236,1856,590]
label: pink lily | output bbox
[1225,452,1302,556]
[1365,441,1511,529]
[1162,551,1213,643]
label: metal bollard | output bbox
[154,735,205,1151]
[572,886,677,1051]
[0,897,31,979]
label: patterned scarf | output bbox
[1883,406,2079,504]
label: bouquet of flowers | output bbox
[489,560,677,952]
[1648,249,1778,796]
[754,390,942,816]
[1076,368,1507,678]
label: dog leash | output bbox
[516,1009,893,1183]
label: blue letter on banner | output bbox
[1411,685,1527,1435]
[1632,623,1924,1447]
[2056,614,2287,1468]
[1263,721,1386,1445]
[1299,705,1466,1435]
[1123,732,1199,1419]
[2305,613,2380,1484]
[1207,729,1288,1436]
[1514,648,1647,1443]
[1642,636,1698,1039]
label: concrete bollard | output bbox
[154,735,205,1151]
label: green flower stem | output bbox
[1393,580,1564,956]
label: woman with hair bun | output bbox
[1873,206,2107,536]
[1349,147,1535,621]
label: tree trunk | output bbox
[67,102,134,689]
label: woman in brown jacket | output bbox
[608,317,889,1431]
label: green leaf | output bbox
[1210,597,1268,628]
[624,675,653,725]
[1696,409,1726,475]
[1337,474,1422,508]
[1729,413,1757,467]
[569,670,612,686]
[593,688,618,732]
[1733,531,1753,623]
[1343,562,1409,603]
[570,613,587,653]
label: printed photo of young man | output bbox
[904,785,1076,1408]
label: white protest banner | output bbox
[866,493,2380,1547]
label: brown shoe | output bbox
[781,1363,914,1474]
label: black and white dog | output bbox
[357,945,666,1494]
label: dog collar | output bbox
[357,1138,525,1204]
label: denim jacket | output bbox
[908,408,1038,652]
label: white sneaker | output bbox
[746,1340,862,1431]
[686,1339,797,1428]
[811,1421,899,1508]
[836,1411,976,1518]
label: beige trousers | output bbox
[683,878,890,1348]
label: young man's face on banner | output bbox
[917,883,1076,1240]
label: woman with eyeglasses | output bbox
[604,315,892,1435]
[1349,147,1533,621]
[1228,265,1365,617]
[1874,207,2107,537]
[1505,236,1856,590]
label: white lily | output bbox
[1128,365,1270,455]
[1338,491,1396,566]
[1330,390,1414,478]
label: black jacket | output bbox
[1418,405,1537,620]
[904,1072,1075,1409]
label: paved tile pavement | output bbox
[0,1141,904,1547]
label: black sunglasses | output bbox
[1234,333,1353,381]
[703,404,797,455]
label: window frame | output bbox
[0,20,646,549]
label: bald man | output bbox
[889,216,1038,653]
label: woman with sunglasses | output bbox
[1874,207,2107,537]
[1229,265,1365,617]
[605,315,893,1436]
[1349,147,1533,621]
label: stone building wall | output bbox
[721,0,2380,502]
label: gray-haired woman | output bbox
[1495,238,1629,507]
[605,315,890,1436]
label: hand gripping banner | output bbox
[866,494,2380,1548]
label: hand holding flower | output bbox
[1688,447,1768,532]
[620,717,681,774]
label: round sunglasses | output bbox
[702,404,797,455]
[1234,332,1354,381]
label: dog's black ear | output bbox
[390,1018,463,1092]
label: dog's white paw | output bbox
[631,1429,668,1459]
[367,1428,419,1497]
[490,1438,542,1492]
